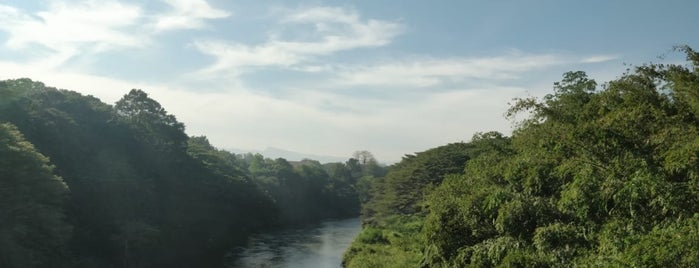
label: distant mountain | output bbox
[228,146,348,163]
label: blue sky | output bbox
[0,0,697,163]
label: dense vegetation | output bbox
[0,80,378,267]
[344,46,699,267]
[4,46,699,267]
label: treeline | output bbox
[0,80,382,267]
[344,46,699,267]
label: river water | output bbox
[228,217,361,268]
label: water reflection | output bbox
[228,217,361,268]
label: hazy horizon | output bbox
[0,0,697,162]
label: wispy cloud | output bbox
[581,55,618,63]
[0,0,229,69]
[0,1,143,53]
[193,6,404,75]
[153,0,230,31]
[333,53,564,88]
[276,7,403,54]
[0,1,145,70]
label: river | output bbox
[227,217,361,268]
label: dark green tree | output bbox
[115,89,187,156]
[0,123,72,268]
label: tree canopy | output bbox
[344,46,699,267]
[0,79,374,267]
[0,123,71,268]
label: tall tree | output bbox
[115,89,187,155]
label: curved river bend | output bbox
[228,217,361,268]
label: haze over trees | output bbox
[3,46,699,267]
[0,80,382,267]
[344,46,699,267]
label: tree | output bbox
[422,47,699,266]
[115,89,187,155]
[347,47,699,267]
[115,89,181,128]
[353,150,376,165]
[0,123,72,268]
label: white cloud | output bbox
[283,6,358,24]
[0,1,143,52]
[329,52,624,89]
[193,6,403,75]
[0,0,229,69]
[0,1,145,69]
[333,53,564,88]
[193,41,302,72]
[581,55,618,63]
[276,7,402,54]
[154,0,230,31]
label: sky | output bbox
[0,0,697,163]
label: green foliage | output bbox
[362,142,476,222]
[532,223,588,263]
[0,123,72,267]
[187,136,247,181]
[235,152,374,225]
[345,142,483,267]
[115,89,187,161]
[456,236,524,267]
[348,47,699,267]
[420,47,699,266]
[344,215,424,268]
[356,227,389,244]
[621,215,699,267]
[0,79,364,267]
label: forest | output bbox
[2,46,699,268]
[0,79,384,267]
[343,46,699,267]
